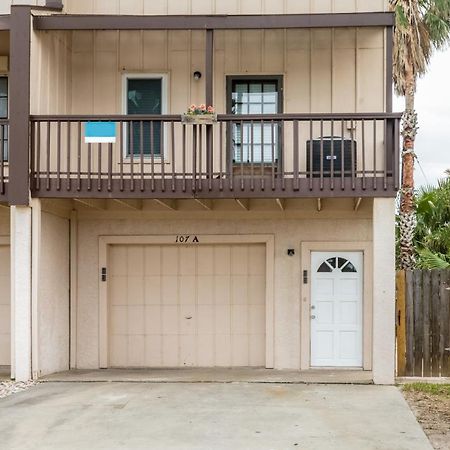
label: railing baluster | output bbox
[362,119,366,190]
[320,119,324,191]
[280,120,285,191]
[182,124,186,193]
[119,121,124,192]
[373,119,377,190]
[293,119,299,191]
[240,119,244,191]
[77,122,81,191]
[150,121,155,192]
[260,119,264,191]
[309,120,313,191]
[130,120,135,192]
[350,120,355,190]
[46,121,51,191]
[219,122,223,191]
[140,120,144,192]
[87,142,92,191]
[108,142,113,192]
[66,121,71,191]
[192,124,197,192]
[228,122,233,192]
[36,122,41,191]
[341,120,345,190]
[56,121,61,191]
[171,121,176,192]
[97,143,102,192]
[198,124,203,192]
[161,119,166,192]
[383,118,388,190]
[271,120,275,191]
[250,120,254,191]
[1,125,5,193]
[330,120,334,190]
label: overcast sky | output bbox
[394,48,450,188]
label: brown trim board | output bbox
[33,12,395,31]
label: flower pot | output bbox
[181,113,217,125]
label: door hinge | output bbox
[101,267,107,282]
[303,270,308,284]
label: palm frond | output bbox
[417,248,450,269]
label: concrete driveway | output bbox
[0,382,432,450]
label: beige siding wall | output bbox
[36,211,70,376]
[74,201,373,370]
[30,30,72,115]
[54,0,388,15]
[69,28,385,115]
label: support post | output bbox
[205,29,214,176]
[385,26,393,113]
[372,198,396,384]
[9,6,31,206]
[11,205,32,381]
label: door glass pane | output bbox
[231,79,280,164]
[0,77,7,119]
[127,78,162,156]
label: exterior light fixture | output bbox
[287,249,295,256]
[193,71,202,81]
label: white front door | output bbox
[310,252,363,367]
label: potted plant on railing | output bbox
[181,104,217,124]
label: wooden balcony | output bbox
[0,120,8,203]
[30,113,401,200]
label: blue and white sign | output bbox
[85,122,117,144]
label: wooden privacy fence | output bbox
[396,269,450,377]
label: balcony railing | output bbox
[0,119,8,202]
[30,113,401,199]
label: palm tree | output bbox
[415,177,450,268]
[390,0,450,270]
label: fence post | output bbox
[396,270,406,376]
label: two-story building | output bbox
[0,0,399,384]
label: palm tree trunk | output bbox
[399,67,418,270]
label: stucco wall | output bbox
[0,210,9,236]
[37,211,70,376]
[75,204,373,370]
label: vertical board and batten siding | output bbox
[70,28,385,115]
[48,0,388,15]
[396,269,450,377]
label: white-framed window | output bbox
[122,73,168,158]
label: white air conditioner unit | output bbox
[0,56,9,73]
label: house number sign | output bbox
[175,235,200,244]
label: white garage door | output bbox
[108,244,266,368]
[0,245,10,366]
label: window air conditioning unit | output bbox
[306,136,357,177]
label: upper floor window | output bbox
[227,76,283,164]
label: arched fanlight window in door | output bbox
[317,256,357,273]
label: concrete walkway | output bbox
[0,382,432,450]
[41,367,373,384]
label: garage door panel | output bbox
[161,247,178,275]
[214,247,231,275]
[179,305,196,335]
[145,335,162,366]
[127,306,145,335]
[232,334,249,366]
[145,305,162,334]
[144,276,162,305]
[214,275,231,305]
[231,245,248,275]
[162,305,178,334]
[127,276,145,305]
[109,243,266,368]
[162,335,179,366]
[161,276,178,305]
[127,247,145,276]
[179,276,196,304]
[215,334,232,366]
